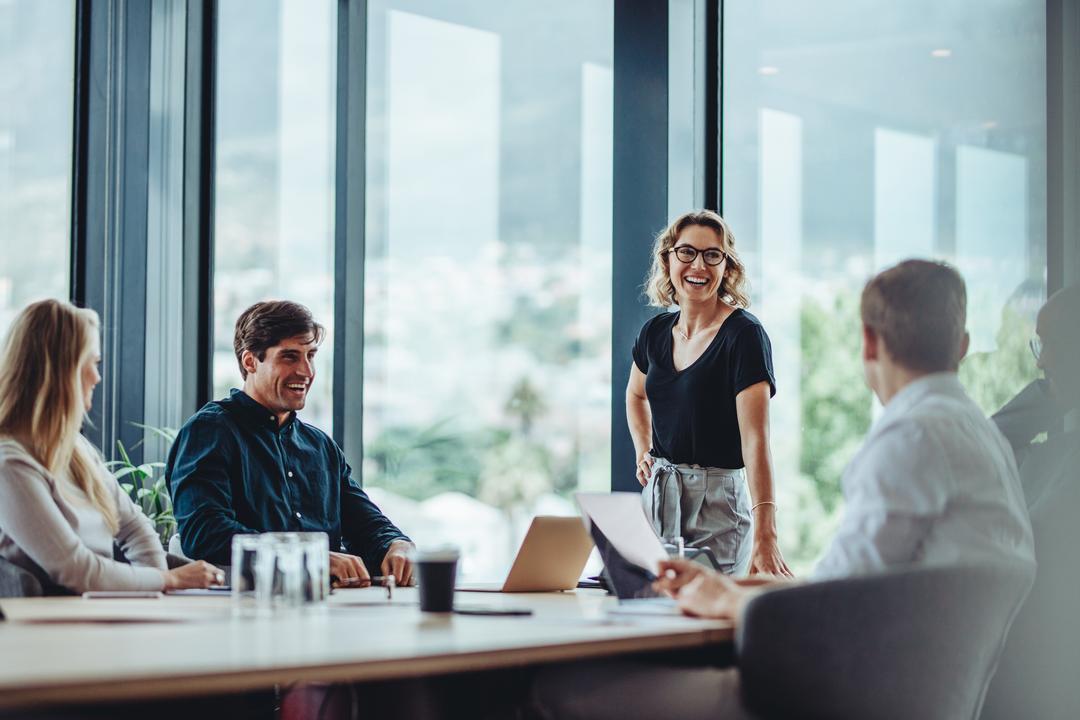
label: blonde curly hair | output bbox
[644,210,750,308]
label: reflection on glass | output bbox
[724,0,1047,570]
[213,0,336,432]
[0,0,74,337]
[364,1,614,580]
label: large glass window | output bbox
[363,1,614,580]
[213,0,337,431]
[723,0,1047,570]
[0,0,75,337]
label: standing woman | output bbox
[627,210,790,576]
[0,299,223,593]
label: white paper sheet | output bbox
[574,492,669,575]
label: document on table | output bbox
[575,492,669,575]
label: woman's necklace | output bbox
[676,317,719,342]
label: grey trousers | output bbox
[528,660,752,720]
[642,456,752,576]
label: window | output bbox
[363,1,614,579]
[722,0,1047,570]
[0,0,75,337]
[212,0,337,431]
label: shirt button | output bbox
[287,471,294,478]
[295,512,302,519]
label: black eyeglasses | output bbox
[667,246,727,266]
[1030,336,1043,363]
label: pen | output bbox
[332,575,396,587]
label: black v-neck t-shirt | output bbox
[632,309,776,469]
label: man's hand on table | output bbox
[381,540,415,587]
[653,558,780,620]
[329,551,370,587]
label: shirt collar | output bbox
[228,388,296,432]
[877,372,964,427]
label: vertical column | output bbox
[611,0,668,492]
[72,0,153,463]
[757,108,802,485]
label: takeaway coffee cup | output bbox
[415,547,459,612]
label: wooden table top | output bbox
[0,588,732,710]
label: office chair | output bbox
[0,556,43,597]
[736,563,1034,720]
[982,477,1080,719]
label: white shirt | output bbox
[0,437,167,592]
[814,373,1035,579]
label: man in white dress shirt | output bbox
[528,259,1035,720]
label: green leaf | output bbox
[115,441,133,466]
[120,483,135,494]
[130,422,179,445]
[113,466,140,480]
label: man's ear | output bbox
[241,349,258,378]
[958,331,970,363]
[862,323,879,362]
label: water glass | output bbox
[231,532,330,615]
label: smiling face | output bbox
[666,224,727,306]
[241,334,318,422]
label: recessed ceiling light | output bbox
[931,48,952,58]
[758,66,780,76]
[981,120,998,130]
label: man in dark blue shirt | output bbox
[167,300,414,585]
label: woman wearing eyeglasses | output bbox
[0,299,224,593]
[627,210,790,577]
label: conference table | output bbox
[0,587,733,712]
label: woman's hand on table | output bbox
[164,560,225,590]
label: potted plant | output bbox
[106,424,177,547]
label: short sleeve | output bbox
[731,323,776,397]
[631,318,654,374]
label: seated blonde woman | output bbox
[0,299,222,593]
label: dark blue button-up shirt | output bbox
[166,389,408,569]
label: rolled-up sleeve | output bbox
[813,422,945,579]
[167,416,258,565]
[338,448,409,570]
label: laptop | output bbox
[455,516,594,593]
[575,492,681,615]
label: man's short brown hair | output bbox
[861,259,967,372]
[233,300,325,379]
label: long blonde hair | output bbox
[0,299,118,532]
[644,210,751,308]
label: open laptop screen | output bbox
[589,522,663,600]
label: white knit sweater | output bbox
[0,436,167,592]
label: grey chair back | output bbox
[0,556,44,597]
[736,563,1034,720]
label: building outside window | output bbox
[213,0,337,432]
[0,0,75,337]
[362,0,614,580]
[723,0,1047,570]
